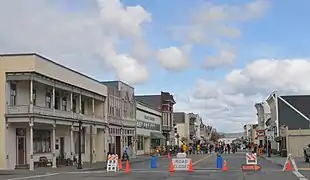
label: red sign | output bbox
[241,164,261,171]
[256,130,265,137]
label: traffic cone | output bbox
[188,159,193,172]
[169,159,175,172]
[118,159,123,170]
[285,160,292,171]
[125,160,130,173]
[222,160,228,172]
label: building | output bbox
[0,53,108,170]
[199,123,212,143]
[135,92,176,146]
[243,124,258,144]
[266,91,310,156]
[135,100,164,155]
[254,102,271,146]
[188,113,200,143]
[101,81,136,157]
[173,112,190,145]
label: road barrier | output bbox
[106,154,118,172]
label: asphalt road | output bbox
[2,152,304,180]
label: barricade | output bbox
[106,154,118,172]
[246,153,257,164]
[241,152,261,171]
[170,153,193,172]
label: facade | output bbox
[243,124,258,144]
[135,92,176,146]
[188,113,200,142]
[101,81,136,157]
[266,91,310,153]
[0,54,108,170]
[254,102,271,146]
[173,112,190,145]
[135,100,164,155]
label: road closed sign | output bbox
[172,158,190,170]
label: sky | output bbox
[1,0,310,133]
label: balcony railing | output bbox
[7,105,106,123]
[162,125,173,131]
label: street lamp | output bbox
[77,119,83,169]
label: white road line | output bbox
[293,170,309,180]
[5,173,60,180]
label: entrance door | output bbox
[17,137,26,165]
[60,137,65,158]
[116,136,121,156]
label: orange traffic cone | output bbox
[222,160,228,172]
[188,159,193,172]
[285,160,292,171]
[118,159,123,170]
[169,159,175,172]
[125,160,130,173]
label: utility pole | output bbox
[77,119,83,169]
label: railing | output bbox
[7,105,106,123]
[162,125,173,131]
[122,119,136,127]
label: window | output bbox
[74,128,85,153]
[163,113,168,126]
[45,91,51,108]
[62,96,67,111]
[81,100,85,114]
[137,136,144,150]
[33,130,51,153]
[32,88,36,106]
[55,92,60,110]
[72,98,77,113]
[10,83,17,106]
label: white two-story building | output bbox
[0,53,109,170]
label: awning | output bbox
[150,132,166,139]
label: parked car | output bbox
[303,144,310,162]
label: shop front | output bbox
[135,100,164,155]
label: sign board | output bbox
[256,130,265,137]
[176,152,187,158]
[172,158,190,170]
[241,164,261,171]
[246,153,257,165]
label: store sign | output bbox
[144,115,155,121]
[137,120,160,131]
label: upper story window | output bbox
[72,98,77,113]
[45,91,52,108]
[32,88,36,106]
[81,99,85,114]
[10,83,17,106]
[116,98,121,117]
[62,96,67,111]
[55,92,60,110]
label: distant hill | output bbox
[218,132,243,138]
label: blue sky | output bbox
[1,0,310,132]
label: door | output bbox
[60,137,65,158]
[116,136,121,156]
[17,137,26,164]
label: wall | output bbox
[287,129,310,157]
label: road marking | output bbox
[292,170,309,180]
[192,154,213,165]
[5,173,60,180]
[298,168,310,171]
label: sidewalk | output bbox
[260,154,286,167]
[0,155,162,176]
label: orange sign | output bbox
[241,164,261,171]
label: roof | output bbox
[135,95,162,110]
[281,95,310,119]
[0,53,103,85]
[101,80,134,89]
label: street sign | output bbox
[172,158,190,170]
[176,152,187,158]
[246,153,257,165]
[241,164,261,171]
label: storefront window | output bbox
[137,136,144,150]
[33,130,51,153]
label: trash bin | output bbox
[216,154,223,169]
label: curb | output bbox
[260,156,284,167]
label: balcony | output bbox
[123,119,136,127]
[6,105,106,123]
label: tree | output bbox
[210,132,223,142]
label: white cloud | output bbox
[157,45,192,71]
[0,0,151,85]
[175,58,310,132]
[173,0,269,69]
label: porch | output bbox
[6,117,108,171]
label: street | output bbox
[1,152,303,180]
